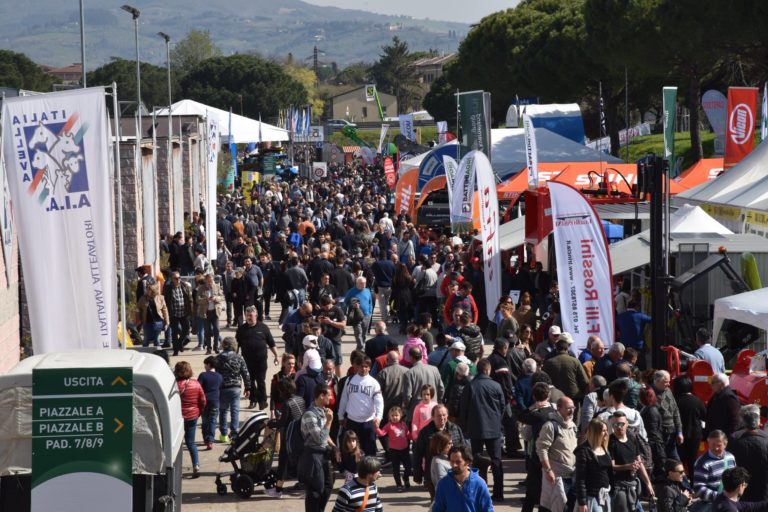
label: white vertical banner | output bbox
[399,113,415,141]
[142,116,157,265]
[469,151,501,321]
[378,124,389,154]
[1,87,117,352]
[762,82,767,142]
[451,151,475,228]
[205,113,219,260]
[0,145,14,288]
[548,181,614,351]
[437,121,448,145]
[523,114,538,188]
[442,155,457,208]
[191,139,201,221]
[172,142,184,235]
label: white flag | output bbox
[548,181,614,351]
[443,155,458,208]
[205,112,219,260]
[378,124,389,154]
[0,147,14,288]
[1,87,117,352]
[762,83,767,142]
[467,151,501,321]
[452,151,475,228]
[399,114,415,141]
[437,121,448,144]
[523,114,538,188]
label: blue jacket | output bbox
[432,468,494,512]
[344,286,374,317]
[616,308,651,350]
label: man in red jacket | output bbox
[443,281,479,326]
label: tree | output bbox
[422,72,458,128]
[181,54,307,119]
[170,29,222,78]
[335,62,370,86]
[87,58,174,114]
[0,50,57,91]
[284,65,324,121]
[369,37,422,113]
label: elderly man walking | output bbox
[344,276,374,350]
[537,396,579,512]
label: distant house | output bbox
[411,53,456,85]
[41,63,83,85]
[329,86,398,122]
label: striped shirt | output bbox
[332,479,383,512]
[693,450,736,501]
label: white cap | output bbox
[449,340,466,351]
[302,335,318,349]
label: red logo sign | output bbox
[384,157,396,190]
[728,103,754,144]
[724,87,758,169]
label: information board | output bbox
[32,367,133,512]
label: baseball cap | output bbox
[449,340,466,351]
[302,335,318,349]
[548,325,562,336]
[558,332,574,345]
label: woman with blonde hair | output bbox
[137,281,169,347]
[574,418,613,512]
[513,291,537,328]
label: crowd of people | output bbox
[143,161,768,512]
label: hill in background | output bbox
[1,0,467,68]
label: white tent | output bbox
[156,99,290,143]
[675,140,768,206]
[610,204,734,275]
[713,287,768,343]
[474,215,526,250]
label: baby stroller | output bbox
[215,411,277,498]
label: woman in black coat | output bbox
[574,418,613,512]
[392,263,415,333]
[673,376,706,477]
[639,386,666,481]
[655,459,693,512]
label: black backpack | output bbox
[285,417,305,464]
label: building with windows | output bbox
[328,86,398,122]
[411,53,456,85]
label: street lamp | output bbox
[121,4,141,124]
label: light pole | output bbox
[121,5,141,134]
[79,0,86,87]
[157,31,174,244]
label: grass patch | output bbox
[327,127,438,147]
[624,132,716,173]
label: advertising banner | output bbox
[1,87,117,353]
[437,121,448,144]
[32,367,133,512]
[205,113,219,260]
[0,142,14,287]
[378,124,389,154]
[470,151,501,321]
[311,162,328,180]
[663,87,677,175]
[417,143,458,191]
[762,83,767,142]
[457,90,491,160]
[384,157,397,190]
[395,168,418,218]
[241,170,258,204]
[523,114,538,189]
[443,155,458,207]
[451,151,476,231]
[702,90,727,155]
[365,84,376,102]
[725,86,758,169]
[548,181,614,350]
[399,114,415,142]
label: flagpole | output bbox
[625,66,630,162]
[598,81,602,155]
[111,82,127,350]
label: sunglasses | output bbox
[613,423,628,429]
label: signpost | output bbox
[32,367,133,512]
[262,155,277,176]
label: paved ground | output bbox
[165,302,528,511]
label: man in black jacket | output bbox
[728,404,768,502]
[413,404,466,499]
[236,306,279,410]
[460,358,506,502]
[488,338,524,456]
[705,373,742,437]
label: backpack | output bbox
[459,325,484,362]
[527,409,561,459]
[628,430,654,476]
[346,298,365,326]
[285,417,305,464]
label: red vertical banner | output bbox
[384,157,396,190]
[394,168,418,219]
[725,87,759,169]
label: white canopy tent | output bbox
[713,287,768,343]
[156,99,290,143]
[474,215,526,250]
[675,140,768,207]
[610,204,733,275]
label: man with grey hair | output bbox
[580,374,608,433]
[343,275,374,350]
[595,341,625,383]
[402,347,444,421]
[365,321,394,361]
[727,404,768,501]
[652,369,684,459]
[705,372,741,437]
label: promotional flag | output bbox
[384,157,396,190]
[205,113,219,260]
[365,84,376,102]
[457,90,492,160]
[417,142,459,191]
[399,114,415,141]
[663,86,677,175]
[523,114,538,189]
[443,155,458,207]
[311,162,328,180]
[221,108,236,192]
[437,121,448,144]
[395,168,418,218]
[466,151,501,321]
[451,151,476,231]
[0,147,14,288]
[378,124,389,154]
[702,90,727,155]
[143,115,157,265]
[725,86,759,169]
[241,171,258,204]
[762,83,767,142]
[1,87,117,352]
[258,113,263,144]
[548,181,614,350]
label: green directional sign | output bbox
[262,155,277,176]
[32,367,133,512]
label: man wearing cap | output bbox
[535,325,562,360]
[542,334,589,402]
[237,305,279,410]
[441,340,477,400]
[296,336,327,409]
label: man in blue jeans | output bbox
[215,337,251,442]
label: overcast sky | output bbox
[302,0,517,24]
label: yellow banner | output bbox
[241,171,259,205]
[702,203,742,221]
[746,209,768,228]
